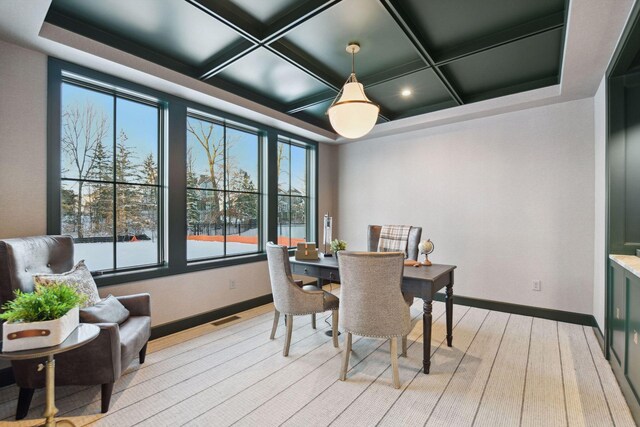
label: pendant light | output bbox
[327,42,380,139]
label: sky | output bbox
[61,82,158,180]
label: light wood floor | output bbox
[0,292,635,426]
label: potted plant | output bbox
[1,282,86,352]
[330,239,347,255]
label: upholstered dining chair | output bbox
[266,242,339,355]
[0,235,151,419]
[337,251,411,388]
[367,225,422,260]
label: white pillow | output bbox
[33,260,101,308]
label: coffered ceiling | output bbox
[45,0,567,133]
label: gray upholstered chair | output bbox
[367,225,422,260]
[266,242,339,355]
[0,235,151,419]
[337,251,411,388]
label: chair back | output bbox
[0,235,74,306]
[266,242,322,315]
[337,251,411,338]
[367,225,421,260]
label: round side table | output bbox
[0,323,100,427]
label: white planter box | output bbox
[2,306,79,352]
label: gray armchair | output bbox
[266,242,338,355]
[337,251,411,388]
[367,225,422,260]
[0,235,151,419]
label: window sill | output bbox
[93,253,267,287]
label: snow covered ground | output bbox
[74,240,259,270]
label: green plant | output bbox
[0,282,86,323]
[330,239,347,253]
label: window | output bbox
[49,59,317,285]
[59,80,163,272]
[186,112,262,261]
[277,139,313,247]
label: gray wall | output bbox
[0,38,339,327]
[336,98,596,315]
[593,76,607,330]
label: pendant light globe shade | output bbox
[328,81,379,139]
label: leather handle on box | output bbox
[7,329,51,340]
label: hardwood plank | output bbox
[34,310,318,424]
[278,305,442,427]
[473,314,532,426]
[377,307,490,427]
[84,316,332,426]
[582,325,636,427]
[0,305,276,421]
[328,305,470,427]
[558,322,613,426]
[424,310,510,426]
[150,303,428,426]
[521,318,566,427]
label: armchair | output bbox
[0,235,151,419]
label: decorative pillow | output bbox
[80,295,130,325]
[33,260,100,308]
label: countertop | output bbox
[610,254,640,278]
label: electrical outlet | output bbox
[229,280,236,290]
[634,330,638,346]
[532,280,541,292]
[616,307,621,319]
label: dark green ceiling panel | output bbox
[47,0,567,130]
[283,0,421,79]
[50,0,242,66]
[400,0,564,53]
[366,68,454,115]
[440,28,562,100]
[228,0,300,25]
[295,99,332,125]
[216,48,329,104]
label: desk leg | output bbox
[446,281,453,347]
[423,299,433,374]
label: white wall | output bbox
[0,39,339,327]
[0,39,47,238]
[337,98,596,314]
[593,76,607,330]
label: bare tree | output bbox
[61,102,109,238]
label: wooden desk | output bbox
[290,256,456,374]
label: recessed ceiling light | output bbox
[401,88,412,97]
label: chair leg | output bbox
[332,310,339,348]
[283,315,294,356]
[16,387,34,420]
[401,335,407,357]
[390,337,400,389]
[340,332,352,381]
[270,309,280,339]
[311,313,316,329]
[139,342,148,364]
[101,382,115,413]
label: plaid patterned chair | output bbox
[367,225,422,260]
[337,251,411,388]
[266,242,339,356]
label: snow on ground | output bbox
[74,240,259,271]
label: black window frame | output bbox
[185,109,265,262]
[48,58,318,287]
[277,138,315,248]
[58,77,166,274]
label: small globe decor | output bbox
[418,239,434,266]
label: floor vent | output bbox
[211,315,240,326]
